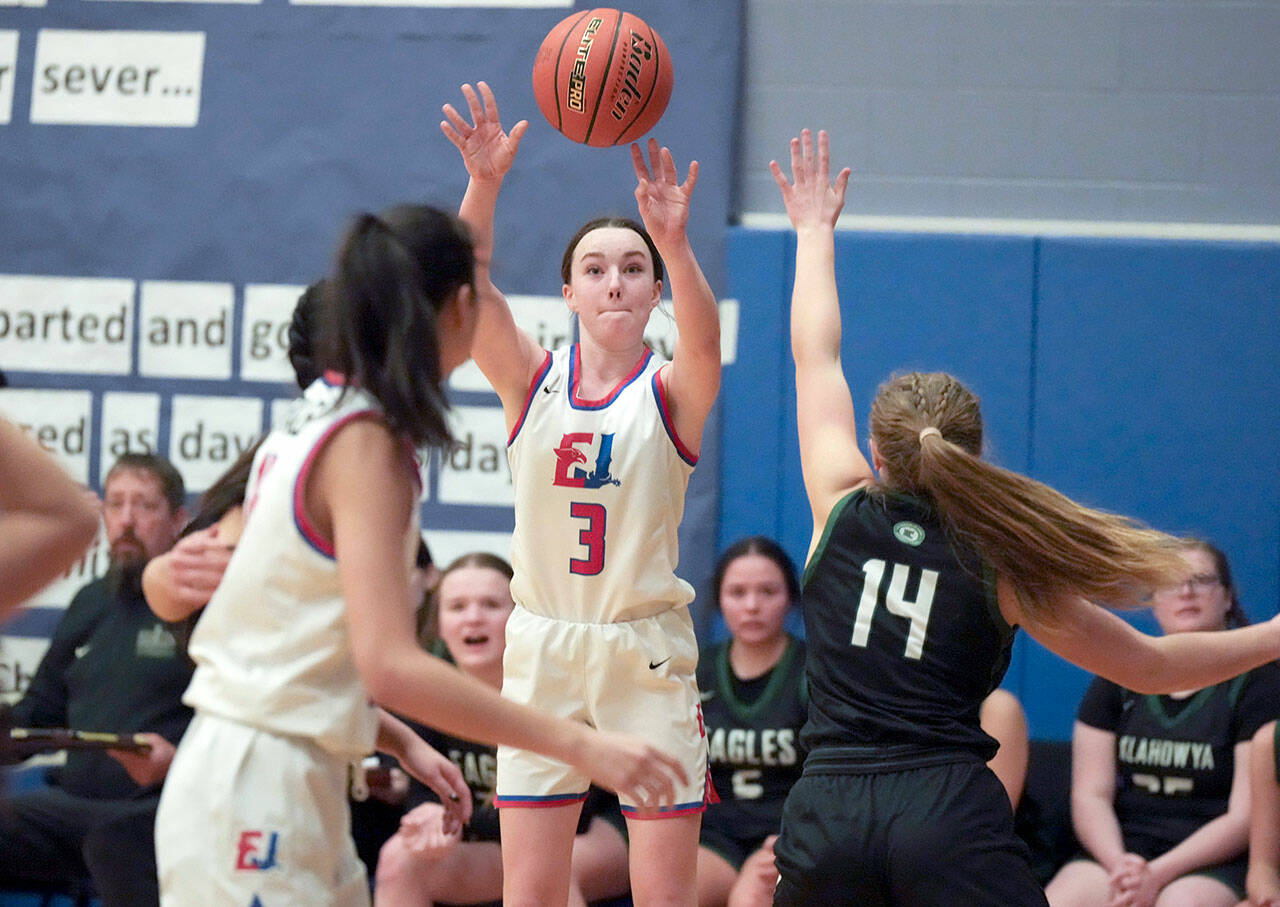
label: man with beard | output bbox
[0,453,190,905]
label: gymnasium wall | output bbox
[738,0,1280,224]
[718,226,1280,740]
[0,0,743,699]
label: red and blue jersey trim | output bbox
[619,800,707,819]
[620,765,718,819]
[651,367,698,466]
[507,350,553,447]
[570,344,652,410]
[292,409,397,559]
[494,790,590,809]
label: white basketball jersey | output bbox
[185,377,410,758]
[507,345,696,624]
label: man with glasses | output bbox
[0,454,192,907]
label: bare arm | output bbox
[142,507,241,621]
[1143,738,1250,888]
[980,689,1028,809]
[629,139,720,453]
[1069,722,1128,872]
[0,417,99,617]
[1002,579,1280,694]
[442,81,544,418]
[769,130,869,549]
[311,419,688,809]
[1249,723,1280,906]
[375,708,472,829]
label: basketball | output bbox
[532,8,674,148]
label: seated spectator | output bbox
[0,416,98,619]
[0,453,191,907]
[695,536,806,907]
[1247,721,1280,906]
[372,552,629,907]
[1045,539,1280,907]
[982,687,1029,809]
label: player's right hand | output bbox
[441,81,528,184]
[577,729,688,813]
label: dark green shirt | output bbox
[11,574,194,799]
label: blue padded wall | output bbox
[721,226,1280,740]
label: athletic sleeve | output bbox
[1076,675,1125,732]
[9,582,105,728]
[1234,662,1280,742]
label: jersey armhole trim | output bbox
[801,488,861,589]
[652,366,698,466]
[982,563,1015,638]
[507,350,554,447]
[293,409,389,560]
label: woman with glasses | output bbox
[1046,539,1280,907]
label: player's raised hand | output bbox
[631,137,697,251]
[576,728,688,813]
[442,81,528,183]
[769,128,850,232]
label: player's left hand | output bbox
[107,732,175,788]
[398,738,473,832]
[631,138,697,250]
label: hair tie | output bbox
[919,427,942,443]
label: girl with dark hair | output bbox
[766,129,1280,906]
[1046,538,1280,907]
[695,537,806,907]
[143,279,326,624]
[151,203,685,906]
[442,81,720,906]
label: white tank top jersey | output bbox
[185,376,416,758]
[507,345,696,624]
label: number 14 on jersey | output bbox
[851,559,938,660]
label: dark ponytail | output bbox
[323,205,474,449]
[288,281,325,390]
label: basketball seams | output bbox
[615,20,664,145]
[534,7,671,147]
[551,12,592,136]
[583,8,624,147]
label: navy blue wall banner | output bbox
[0,0,742,695]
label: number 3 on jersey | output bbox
[852,559,938,660]
[569,502,606,575]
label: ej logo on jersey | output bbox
[235,830,280,871]
[552,432,621,489]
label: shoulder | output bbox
[1076,674,1129,728]
[65,577,113,622]
[1233,660,1280,711]
[697,640,729,681]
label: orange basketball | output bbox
[532,8,674,148]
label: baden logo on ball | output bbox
[532,8,674,147]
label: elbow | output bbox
[360,661,399,710]
[357,646,418,715]
[67,506,100,553]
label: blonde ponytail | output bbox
[870,372,1186,621]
